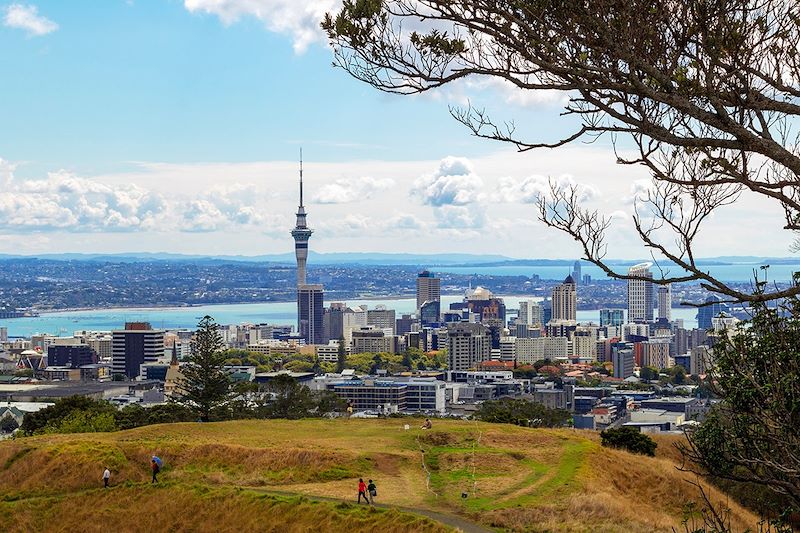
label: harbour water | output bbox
[1,295,700,337]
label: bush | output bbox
[44,410,118,434]
[20,396,118,435]
[600,427,657,457]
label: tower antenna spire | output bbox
[299,147,304,208]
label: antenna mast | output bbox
[299,147,304,208]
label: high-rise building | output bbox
[367,305,396,335]
[419,300,440,327]
[627,263,654,323]
[0,326,7,343]
[551,275,577,322]
[298,284,325,345]
[612,347,635,379]
[697,295,728,330]
[112,322,164,379]
[47,344,97,368]
[323,303,346,343]
[518,300,543,327]
[657,284,672,321]
[447,322,491,371]
[572,260,582,284]
[416,270,441,313]
[599,309,624,327]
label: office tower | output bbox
[367,305,396,334]
[697,295,728,330]
[551,275,577,322]
[351,326,396,354]
[298,285,325,345]
[459,286,506,324]
[420,300,440,327]
[395,314,416,336]
[47,344,97,368]
[416,270,441,313]
[627,262,654,323]
[518,300,543,327]
[447,322,491,371]
[572,260,582,284]
[542,299,552,325]
[112,322,164,379]
[291,152,313,287]
[599,309,625,327]
[670,326,688,357]
[0,326,7,343]
[612,347,635,379]
[657,284,672,321]
[323,303,346,343]
[642,338,673,369]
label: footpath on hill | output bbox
[242,487,492,533]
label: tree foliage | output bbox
[680,284,800,510]
[247,375,345,419]
[173,316,233,421]
[20,396,117,435]
[324,0,800,305]
[601,427,657,457]
[473,398,571,428]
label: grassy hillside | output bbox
[0,419,757,532]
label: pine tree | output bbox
[173,316,232,422]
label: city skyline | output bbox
[0,1,794,259]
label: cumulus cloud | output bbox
[496,174,600,204]
[312,176,395,204]
[3,4,58,36]
[0,161,290,234]
[184,0,340,53]
[433,205,485,229]
[627,179,654,204]
[0,170,166,232]
[412,156,484,206]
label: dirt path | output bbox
[241,486,494,533]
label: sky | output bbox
[0,0,794,259]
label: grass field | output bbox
[0,419,758,532]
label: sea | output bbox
[1,295,701,338]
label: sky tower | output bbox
[291,149,313,287]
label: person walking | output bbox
[151,457,160,484]
[367,479,377,505]
[357,478,368,504]
[102,467,111,488]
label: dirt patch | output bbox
[371,453,405,476]
[419,431,459,446]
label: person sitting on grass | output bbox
[421,418,432,430]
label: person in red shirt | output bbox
[357,478,368,504]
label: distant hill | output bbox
[0,419,757,532]
[0,251,796,267]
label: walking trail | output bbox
[241,486,493,533]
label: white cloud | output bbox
[183,0,340,53]
[433,205,484,229]
[313,176,395,204]
[0,170,166,232]
[412,156,484,206]
[3,4,58,36]
[495,174,600,204]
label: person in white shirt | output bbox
[103,467,111,488]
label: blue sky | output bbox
[0,1,793,259]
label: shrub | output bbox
[600,427,657,457]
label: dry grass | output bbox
[0,484,451,533]
[0,419,760,532]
